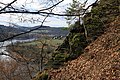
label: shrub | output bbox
[48,52,69,69]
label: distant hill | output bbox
[31,25,69,37]
[0,24,69,40]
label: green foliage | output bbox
[91,0,120,22]
[65,0,85,25]
[84,0,119,41]
[61,27,69,30]
[69,33,88,59]
[34,1,120,79]
[48,52,69,69]
[32,1,120,80]
[33,71,48,80]
[57,0,120,59]
[48,33,87,67]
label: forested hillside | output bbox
[0,25,68,40]
[48,0,120,67]
[33,0,120,79]
[49,16,120,80]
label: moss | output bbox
[47,52,70,69]
[33,71,49,80]
[53,53,69,67]
[112,59,120,62]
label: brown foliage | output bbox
[48,17,120,80]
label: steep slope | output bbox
[49,17,120,80]
[55,0,120,61]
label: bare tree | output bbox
[4,38,54,79]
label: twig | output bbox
[39,0,64,11]
[0,0,17,12]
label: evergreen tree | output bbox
[65,0,86,26]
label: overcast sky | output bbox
[0,0,95,27]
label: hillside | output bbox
[49,16,120,80]
[0,25,68,40]
[31,0,120,79]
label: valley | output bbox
[0,24,69,40]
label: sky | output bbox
[0,0,95,27]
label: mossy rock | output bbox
[48,52,70,69]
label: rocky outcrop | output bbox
[49,17,120,80]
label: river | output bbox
[0,39,35,59]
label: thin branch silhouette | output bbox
[0,0,99,42]
[0,0,17,12]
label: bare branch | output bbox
[0,11,81,16]
[0,6,55,42]
[39,0,64,11]
[83,0,99,14]
[0,0,99,17]
[0,0,17,12]
[0,0,99,42]
[0,52,19,61]
[0,14,48,42]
